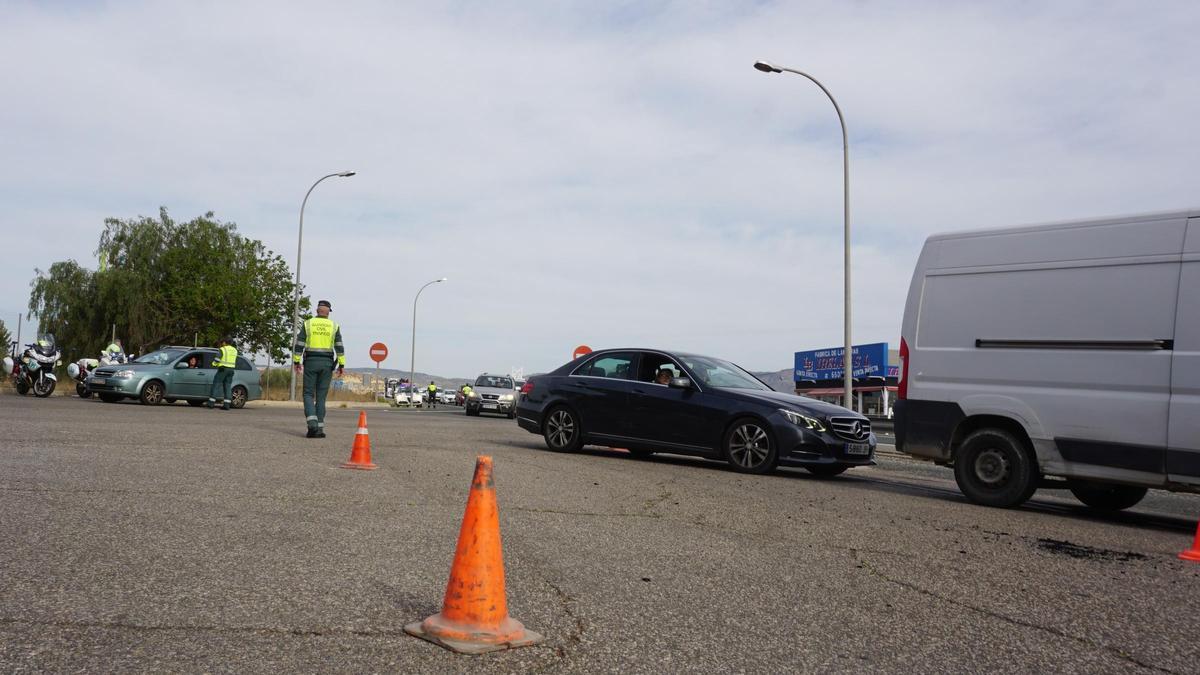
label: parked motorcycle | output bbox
[4,333,62,397]
[67,348,129,397]
[67,358,100,397]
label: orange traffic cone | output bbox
[1181,521,1200,562]
[405,456,543,654]
[339,411,377,470]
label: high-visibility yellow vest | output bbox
[428,384,437,392]
[306,318,338,349]
[213,345,238,368]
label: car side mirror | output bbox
[668,376,692,389]
[174,362,189,369]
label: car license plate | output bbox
[845,442,871,456]
[483,403,497,409]
[92,378,106,385]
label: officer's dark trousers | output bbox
[209,367,233,406]
[303,358,333,431]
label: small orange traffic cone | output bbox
[405,456,543,654]
[339,411,377,470]
[1181,521,1200,562]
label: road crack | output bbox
[852,551,1180,675]
[0,616,407,639]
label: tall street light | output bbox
[410,277,448,406]
[290,170,356,401]
[754,60,854,410]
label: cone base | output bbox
[339,461,377,471]
[1180,549,1200,562]
[404,616,543,655]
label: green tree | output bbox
[29,208,307,360]
[0,319,11,357]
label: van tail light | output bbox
[898,337,909,400]
[520,381,534,395]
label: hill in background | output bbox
[346,367,473,392]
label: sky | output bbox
[1,1,1197,376]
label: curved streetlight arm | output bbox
[755,61,853,409]
[289,171,356,401]
[409,278,447,403]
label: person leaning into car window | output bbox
[655,368,673,385]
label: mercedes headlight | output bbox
[114,370,135,379]
[780,409,825,432]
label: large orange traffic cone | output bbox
[339,411,377,470]
[405,456,543,654]
[1181,521,1200,562]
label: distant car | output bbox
[465,373,519,418]
[437,390,456,405]
[86,346,261,408]
[516,348,876,475]
[394,387,423,407]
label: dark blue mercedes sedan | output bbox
[516,348,876,475]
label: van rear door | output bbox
[1168,217,1200,486]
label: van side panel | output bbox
[902,216,1186,481]
[1167,218,1200,485]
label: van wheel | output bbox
[953,428,1038,508]
[1068,481,1147,511]
[231,386,248,409]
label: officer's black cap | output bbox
[317,300,332,310]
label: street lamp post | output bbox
[409,277,447,408]
[753,60,854,410]
[289,170,356,401]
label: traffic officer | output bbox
[427,381,438,409]
[293,299,345,438]
[208,337,238,410]
[104,338,125,364]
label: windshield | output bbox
[678,355,771,391]
[134,348,186,365]
[475,376,514,389]
[35,333,57,351]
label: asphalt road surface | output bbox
[2,395,1198,673]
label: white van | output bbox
[895,210,1198,509]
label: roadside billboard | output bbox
[794,342,889,381]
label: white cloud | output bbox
[1,1,1196,374]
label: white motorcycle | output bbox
[4,333,62,398]
[66,348,128,398]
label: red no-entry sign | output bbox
[369,342,388,363]
[573,344,592,360]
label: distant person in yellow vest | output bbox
[207,337,238,410]
[293,299,345,438]
[427,381,438,409]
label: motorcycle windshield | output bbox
[35,334,57,355]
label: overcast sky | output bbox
[1,1,1197,376]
